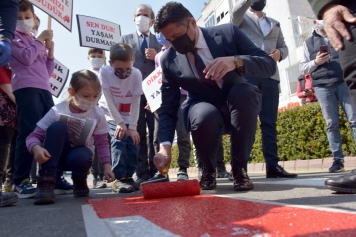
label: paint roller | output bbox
[140,167,201,199]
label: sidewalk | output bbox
[168,156,356,176]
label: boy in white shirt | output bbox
[99,43,143,193]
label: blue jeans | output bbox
[40,121,93,178]
[246,78,280,170]
[108,121,139,180]
[314,82,356,161]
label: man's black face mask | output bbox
[170,22,196,54]
[251,0,266,11]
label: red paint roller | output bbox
[140,179,201,199]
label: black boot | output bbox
[72,176,89,197]
[199,168,216,190]
[34,175,56,205]
[232,167,254,191]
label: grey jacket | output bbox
[118,32,161,80]
[231,0,288,81]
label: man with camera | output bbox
[299,19,356,173]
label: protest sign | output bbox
[76,15,121,50]
[29,0,73,31]
[142,67,162,113]
[50,59,69,98]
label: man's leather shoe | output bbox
[232,167,254,191]
[266,165,298,178]
[325,169,356,194]
[199,169,216,190]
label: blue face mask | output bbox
[156,32,169,46]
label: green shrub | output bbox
[170,102,356,167]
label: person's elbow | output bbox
[266,57,277,78]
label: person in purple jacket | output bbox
[10,0,55,199]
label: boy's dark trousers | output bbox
[108,120,139,180]
[40,121,93,177]
[13,88,54,185]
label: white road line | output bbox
[255,178,327,187]
[82,204,114,237]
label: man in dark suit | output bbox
[118,4,161,185]
[153,2,276,191]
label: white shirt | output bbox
[258,13,271,37]
[36,101,109,153]
[137,31,151,48]
[98,66,143,126]
[186,27,223,88]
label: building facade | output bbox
[196,0,315,108]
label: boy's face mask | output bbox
[156,32,169,46]
[114,69,132,79]
[90,58,104,69]
[16,19,35,33]
[73,94,97,111]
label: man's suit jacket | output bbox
[308,0,353,19]
[231,0,288,81]
[158,24,276,143]
[118,32,161,80]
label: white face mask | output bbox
[90,58,104,70]
[135,15,151,33]
[73,94,97,111]
[30,30,38,37]
[16,19,35,33]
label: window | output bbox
[204,12,215,27]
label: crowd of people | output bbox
[1,0,356,208]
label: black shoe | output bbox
[135,174,150,185]
[217,170,229,178]
[199,169,216,190]
[325,170,356,193]
[34,176,56,205]
[72,176,89,197]
[126,177,140,191]
[112,179,135,193]
[0,191,18,207]
[146,172,170,183]
[266,165,298,178]
[232,167,254,191]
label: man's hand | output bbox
[145,48,157,61]
[153,145,172,173]
[37,29,53,42]
[32,145,51,164]
[127,129,140,146]
[0,39,11,66]
[203,56,236,80]
[269,49,281,62]
[314,52,331,65]
[114,122,127,140]
[144,103,151,111]
[321,4,356,51]
[103,163,115,183]
[304,90,314,96]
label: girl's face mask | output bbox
[73,94,97,111]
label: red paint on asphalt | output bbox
[86,195,356,236]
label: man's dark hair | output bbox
[19,0,34,14]
[154,2,193,32]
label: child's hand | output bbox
[103,163,115,183]
[127,129,140,146]
[114,122,127,140]
[32,145,51,164]
[45,40,54,50]
[37,29,53,42]
[144,103,151,111]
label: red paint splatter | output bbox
[86,195,356,236]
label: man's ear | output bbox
[68,87,75,96]
[313,19,317,25]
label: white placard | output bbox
[29,0,73,31]
[50,59,69,98]
[76,15,121,50]
[142,67,163,113]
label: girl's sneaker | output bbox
[14,178,36,199]
[0,191,18,207]
[54,176,74,195]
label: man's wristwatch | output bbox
[234,56,244,73]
